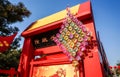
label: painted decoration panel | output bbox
[32,64,79,77]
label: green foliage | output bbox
[116,61,120,76]
[0,0,31,26]
[116,69,120,76]
[0,49,21,70]
[117,61,120,66]
[0,0,31,36]
[0,0,31,73]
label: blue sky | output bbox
[9,0,120,66]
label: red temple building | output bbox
[18,1,112,77]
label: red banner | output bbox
[0,33,17,52]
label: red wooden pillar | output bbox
[9,68,16,77]
[18,37,34,77]
[82,15,104,77]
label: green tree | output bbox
[117,61,120,66]
[0,49,22,70]
[0,0,31,71]
[116,61,120,76]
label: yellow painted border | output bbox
[28,4,80,31]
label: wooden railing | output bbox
[0,68,18,77]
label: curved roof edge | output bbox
[22,1,91,37]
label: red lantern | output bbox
[114,66,117,69]
[109,66,113,69]
[118,66,120,69]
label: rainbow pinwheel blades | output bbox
[53,8,92,62]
